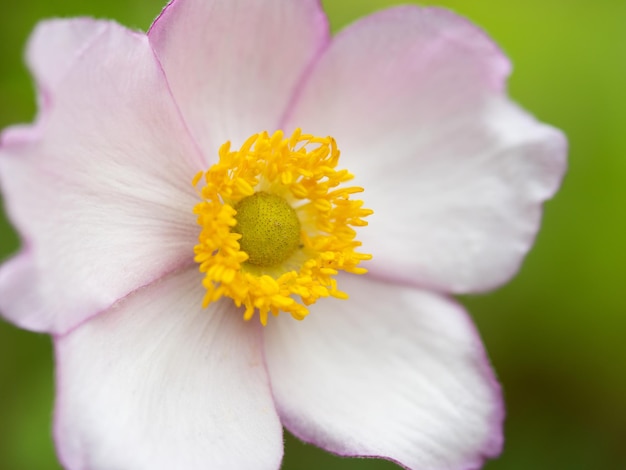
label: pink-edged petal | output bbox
[27,18,109,95]
[148,0,329,156]
[54,268,283,470]
[264,274,503,470]
[0,20,204,334]
[284,6,567,293]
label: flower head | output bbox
[0,1,566,469]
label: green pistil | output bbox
[233,192,301,267]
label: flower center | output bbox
[232,192,301,267]
[193,129,372,325]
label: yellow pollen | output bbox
[233,192,301,267]
[193,129,373,326]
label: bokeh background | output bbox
[0,0,624,469]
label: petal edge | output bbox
[265,274,503,470]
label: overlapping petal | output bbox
[0,19,203,334]
[264,274,503,470]
[26,18,110,95]
[285,6,567,293]
[148,0,330,157]
[54,268,283,470]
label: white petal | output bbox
[264,274,503,470]
[27,18,109,94]
[54,268,283,470]
[0,20,204,334]
[148,0,329,154]
[285,6,567,293]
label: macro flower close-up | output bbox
[0,0,567,469]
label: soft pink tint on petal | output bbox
[0,251,42,333]
[54,268,282,470]
[148,0,329,158]
[285,6,567,294]
[0,20,204,334]
[27,19,109,95]
[265,274,503,470]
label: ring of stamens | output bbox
[193,129,372,325]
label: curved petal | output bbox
[264,274,503,470]
[0,20,204,334]
[54,268,283,470]
[284,6,567,293]
[26,18,110,96]
[148,0,329,156]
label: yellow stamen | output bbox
[193,129,372,325]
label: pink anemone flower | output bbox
[0,0,566,469]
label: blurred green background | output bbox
[0,0,624,469]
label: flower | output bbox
[0,0,566,469]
